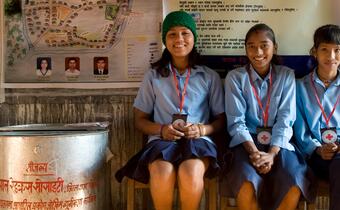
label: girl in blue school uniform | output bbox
[115,11,225,210]
[294,24,340,210]
[222,23,315,210]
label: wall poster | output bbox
[1,0,340,88]
[0,2,4,102]
[2,0,163,88]
[164,0,340,78]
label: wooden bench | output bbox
[306,179,329,210]
[220,194,308,210]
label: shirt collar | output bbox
[168,63,203,77]
[313,68,340,87]
[248,64,273,83]
[333,68,340,86]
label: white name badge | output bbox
[256,127,272,145]
[257,130,271,145]
[172,114,187,128]
[321,128,337,144]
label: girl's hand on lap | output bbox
[316,143,338,160]
[162,124,185,140]
[251,151,275,174]
[182,123,201,139]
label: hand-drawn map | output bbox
[4,0,162,83]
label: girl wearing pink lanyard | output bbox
[294,24,340,210]
[223,23,315,210]
[116,11,225,210]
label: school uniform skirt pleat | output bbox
[115,138,219,184]
[221,143,316,210]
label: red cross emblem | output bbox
[257,131,271,145]
[326,133,334,140]
[322,129,337,143]
[261,134,269,142]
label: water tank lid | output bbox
[0,122,109,132]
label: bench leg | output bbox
[127,179,135,210]
[208,178,217,210]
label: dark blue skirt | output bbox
[220,143,316,210]
[308,152,340,210]
[115,138,219,184]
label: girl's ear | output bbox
[274,44,278,54]
[310,47,317,58]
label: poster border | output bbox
[0,1,4,102]
[0,1,143,89]
[3,82,141,89]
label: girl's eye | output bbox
[261,44,269,49]
[182,31,191,36]
[246,45,255,49]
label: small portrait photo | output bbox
[36,57,52,77]
[94,57,109,75]
[65,57,80,76]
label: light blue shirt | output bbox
[134,64,225,143]
[225,64,296,150]
[294,69,340,157]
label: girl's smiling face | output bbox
[314,43,340,73]
[245,30,277,74]
[165,26,194,60]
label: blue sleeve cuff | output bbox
[305,139,322,157]
[270,135,295,151]
[230,131,253,147]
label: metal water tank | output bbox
[0,123,109,210]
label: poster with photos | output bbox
[2,0,163,85]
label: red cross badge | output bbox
[321,129,337,144]
[257,130,271,145]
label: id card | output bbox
[256,127,272,145]
[172,114,187,128]
[321,127,337,144]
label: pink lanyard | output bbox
[247,65,273,127]
[171,65,191,113]
[310,72,340,128]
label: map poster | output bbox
[3,0,163,84]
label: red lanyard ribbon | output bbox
[171,65,191,113]
[310,72,340,128]
[247,65,273,127]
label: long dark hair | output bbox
[308,24,340,70]
[37,57,51,70]
[310,24,340,54]
[151,47,201,77]
[244,23,281,65]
